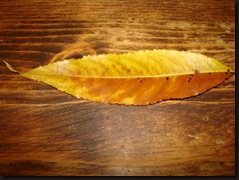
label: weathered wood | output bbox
[0,0,235,176]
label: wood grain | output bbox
[0,0,235,176]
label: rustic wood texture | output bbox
[0,0,235,176]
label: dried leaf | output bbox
[4,49,234,105]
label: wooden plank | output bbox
[0,0,235,176]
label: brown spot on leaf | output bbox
[225,69,230,74]
[126,69,131,73]
[195,69,200,74]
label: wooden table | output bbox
[0,0,235,176]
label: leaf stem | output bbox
[3,61,19,73]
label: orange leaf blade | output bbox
[5,49,234,105]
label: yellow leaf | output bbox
[4,49,234,105]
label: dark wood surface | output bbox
[0,0,235,176]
